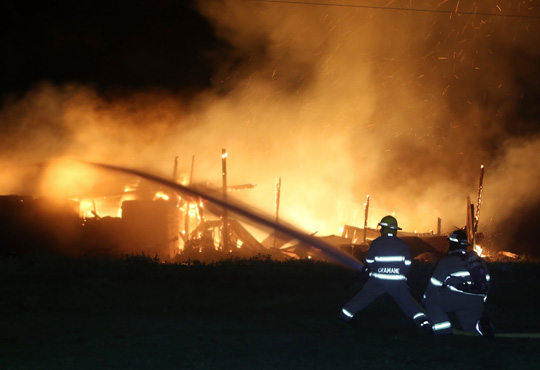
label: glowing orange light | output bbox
[474,244,484,257]
[154,192,169,201]
[188,203,198,217]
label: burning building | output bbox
[0,157,293,261]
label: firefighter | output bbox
[422,229,494,339]
[340,215,431,332]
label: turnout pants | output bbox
[424,288,485,335]
[343,278,423,320]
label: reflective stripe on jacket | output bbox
[366,235,412,281]
[426,250,490,298]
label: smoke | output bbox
[1,1,539,254]
[191,0,540,239]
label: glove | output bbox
[351,266,370,289]
[361,265,371,278]
[355,266,370,282]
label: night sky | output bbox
[1,0,223,97]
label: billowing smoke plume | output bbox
[1,0,539,254]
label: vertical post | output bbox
[189,155,195,185]
[188,154,205,223]
[474,165,485,234]
[171,156,185,242]
[185,155,195,237]
[363,194,370,243]
[222,149,229,252]
[173,156,179,182]
[273,177,281,249]
[469,203,475,247]
[437,217,442,236]
[466,196,475,247]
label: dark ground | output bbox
[0,255,539,370]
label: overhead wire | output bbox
[248,0,540,20]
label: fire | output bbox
[474,244,484,257]
[123,185,136,193]
[188,203,199,218]
[153,191,170,201]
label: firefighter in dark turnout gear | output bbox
[340,216,430,331]
[422,229,493,338]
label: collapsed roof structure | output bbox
[0,157,492,263]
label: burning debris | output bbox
[0,158,526,264]
[0,156,292,262]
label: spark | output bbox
[247,0,540,19]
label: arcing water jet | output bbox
[86,161,364,271]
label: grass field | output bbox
[1,254,539,370]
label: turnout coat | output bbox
[423,250,490,334]
[341,235,426,325]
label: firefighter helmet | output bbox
[448,229,470,247]
[378,215,402,230]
